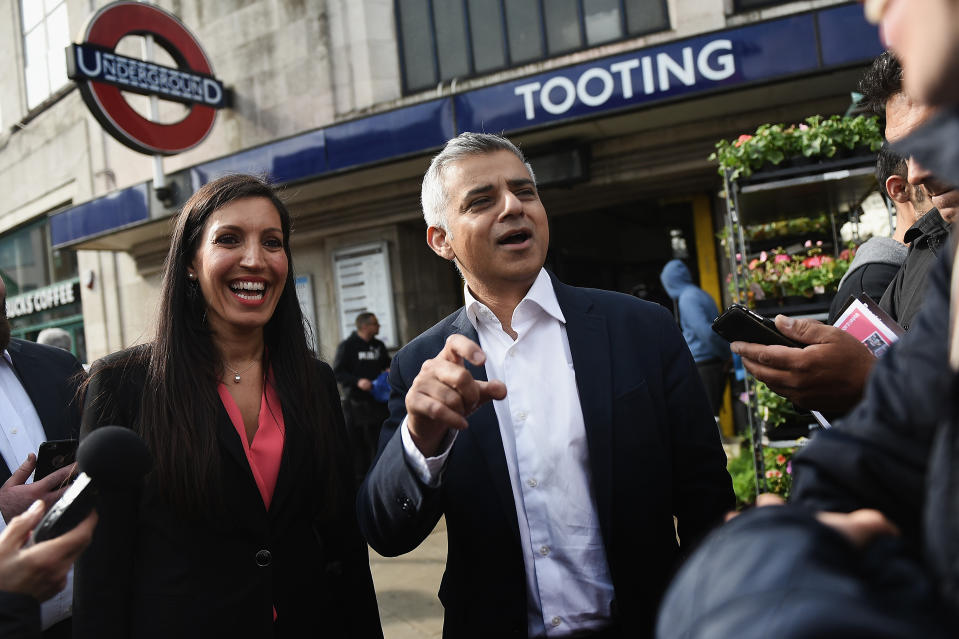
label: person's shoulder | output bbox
[559,282,673,322]
[312,357,335,380]
[88,344,151,379]
[9,337,82,372]
[395,308,465,360]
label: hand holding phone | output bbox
[712,304,805,349]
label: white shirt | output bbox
[403,269,614,637]
[0,350,73,629]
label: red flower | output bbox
[734,134,753,147]
[839,248,851,260]
[774,254,791,264]
[765,469,783,479]
[748,258,760,270]
[802,256,822,268]
[776,454,787,464]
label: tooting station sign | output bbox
[66,2,226,155]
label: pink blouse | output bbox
[217,373,286,510]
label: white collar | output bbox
[463,269,565,330]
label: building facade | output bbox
[0,0,881,366]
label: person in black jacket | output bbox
[657,2,959,636]
[74,175,381,638]
[827,144,926,324]
[333,313,390,481]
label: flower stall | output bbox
[712,115,882,503]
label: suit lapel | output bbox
[214,401,267,512]
[7,340,71,441]
[551,276,614,540]
[450,309,521,538]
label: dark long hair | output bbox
[121,175,342,516]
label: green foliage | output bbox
[709,115,883,180]
[754,380,798,429]
[727,441,797,509]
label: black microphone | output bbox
[31,426,152,543]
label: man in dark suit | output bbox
[0,277,84,637]
[357,133,734,638]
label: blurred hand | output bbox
[725,492,785,521]
[816,509,900,548]
[357,378,372,391]
[406,334,507,456]
[0,500,97,601]
[732,315,876,412]
[0,455,73,523]
[724,493,898,548]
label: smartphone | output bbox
[711,304,805,348]
[35,439,78,480]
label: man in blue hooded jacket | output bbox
[660,260,730,418]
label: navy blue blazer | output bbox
[358,274,734,638]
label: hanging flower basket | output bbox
[710,115,883,181]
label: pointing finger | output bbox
[439,334,486,367]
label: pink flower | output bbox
[821,256,833,263]
[748,258,760,270]
[765,469,782,479]
[759,251,768,262]
[799,123,809,131]
[786,461,792,475]
[734,134,753,147]
[839,248,851,260]
[774,254,791,263]
[816,240,823,247]
[803,256,822,268]
[804,240,812,248]
[735,253,742,262]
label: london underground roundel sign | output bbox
[66,2,227,155]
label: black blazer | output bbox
[357,274,734,638]
[0,338,84,482]
[74,346,382,638]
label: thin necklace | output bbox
[224,359,258,384]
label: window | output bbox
[396,0,670,93]
[21,0,70,110]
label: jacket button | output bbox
[255,549,272,567]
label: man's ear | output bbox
[427,226,455,261]
[886,175,911,203]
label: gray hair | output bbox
[36,327,72,351]
[421,132,536,231]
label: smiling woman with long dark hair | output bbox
[72,175,382,638]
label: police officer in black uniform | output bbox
[333,312,391,481]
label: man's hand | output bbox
[357,378,372,391]
[406,335,507,456]
[0,455,74,523]
[731,315,876,412]
[0,500,97,602]
[726,494,899,548]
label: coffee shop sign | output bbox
[6,282,77,319]
[513,39,735,120]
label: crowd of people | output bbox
[0,0,957,637]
